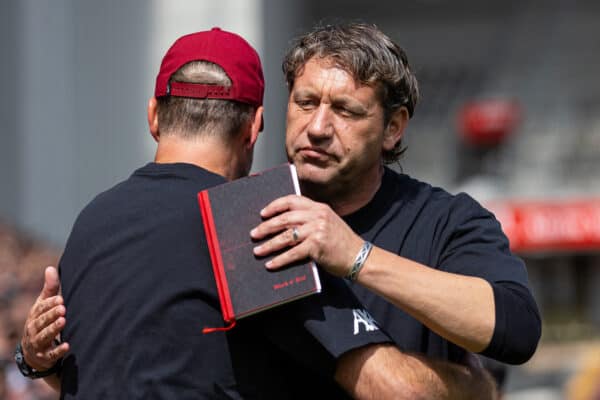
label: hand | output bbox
[21,266,69,371]
[250,195,364,277]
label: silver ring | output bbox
[292,227,299,242]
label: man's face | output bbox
[285,57,388,197]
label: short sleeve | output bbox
[481,281,541,364]
[248,272,393,377]
[437,193,528,284]
[436,194,541,363]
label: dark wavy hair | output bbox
[283,22,419,163]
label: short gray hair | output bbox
[157,61,255,139]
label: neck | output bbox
[301,164,384,216]
[154,134,246,181]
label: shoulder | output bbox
[401,175,509,254]
[384,168,492,225]
[382,169,515,268]
[73,177,133,225]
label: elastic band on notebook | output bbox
[202,320,236,334]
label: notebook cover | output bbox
[198,164,321,323]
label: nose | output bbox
[307,105,334,141]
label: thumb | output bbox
[40,266,60,299]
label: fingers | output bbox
[23,311,68,370]
[264,240,313,270]
[253,223,316,270]
[29,295,64,320]
[24,301,66,353]
[253,224,305,258]
[252,195,326,242]
[28,341,70,371]
[40,266,61,300]
[38,342,70,365]
[259,194,313,219]
[251,197,329,267]
[32,305,66,344]
[19,265,68,372]
[251,209,311,240]
[258,236,311,270]
[25,314,64,353]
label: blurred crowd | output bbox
[565,345,600,400]
[0,222,59,400]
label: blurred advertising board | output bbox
[487,199,600,253]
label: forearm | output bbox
[357,247,495,352]
[335,344,498,400]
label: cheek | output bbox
[347,133,384,163]
[285,135,294,157]
[338,123,376,153]
[285,129,301,159]
[286,113,309,145]
[285,126,298,146]
[285,112,301,137]
[286,104,306,127]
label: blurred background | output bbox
[1,0,599,398]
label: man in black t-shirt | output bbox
[251,22,541,398]
[16,28,498,399]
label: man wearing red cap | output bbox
[15,28,497,399]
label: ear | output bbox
[246,106,264,149]
[382,106,409,152]
[147,97,160,142]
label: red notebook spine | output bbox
[198,191,235,324]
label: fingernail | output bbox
[260,208,266,216]
[253,245,261,254]
[250,228,257,237]
[265,260,273,269]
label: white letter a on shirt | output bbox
[353,309,379,335]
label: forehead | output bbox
[294,57,359,89]
[293,57,379,101]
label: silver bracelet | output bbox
[346,241,373,281]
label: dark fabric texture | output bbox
[58,162,390,400]
[237,166,541,398]
[342,167,541,365]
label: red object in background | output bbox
[486,199,600,253]
[458,99,522,146]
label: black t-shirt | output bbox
[261,168,541,397]
[58,163,391,399]
[343,167,541,365]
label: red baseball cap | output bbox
[154,27,264,108]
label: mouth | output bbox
[297,147,333,161]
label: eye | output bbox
[295,99,317,110]
[333,105,359,118]
[340,108,355,117]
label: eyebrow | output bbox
[331,97,369,115]
[293,89,369,112]
[292,89,316,100]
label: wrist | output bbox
[346,241,373,281]
[14,342,62,379]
